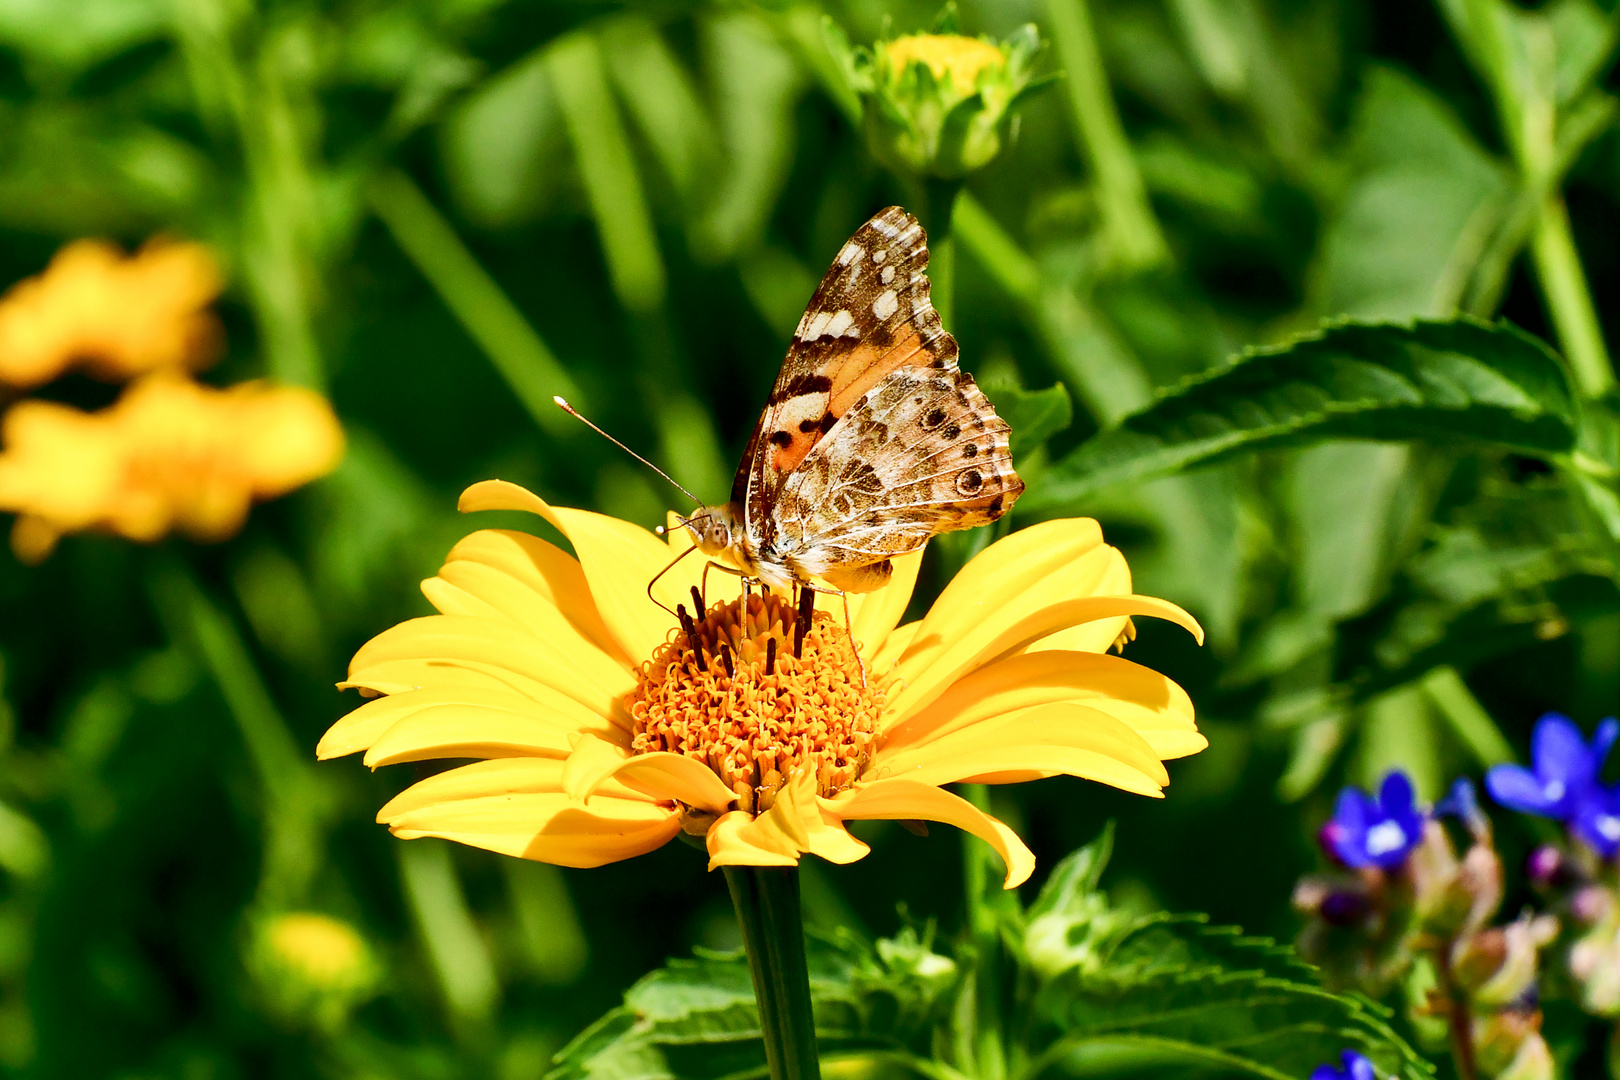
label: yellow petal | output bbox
[612,754,739,814]
[869,703,1168,796]
[361,693,628,768]
[706,811,800,868]
[444,528,630,665]
[459,480,696,661]
[562,732,631,801]
[888,520,1117,709]
[826,779,1034,888]
[342,614,635,722]
[844,549,924,661]
[705,770,819,870]
[378,757,656,820]
[890,593,1203,722]
[806,807,870,864]
[872,621,922,676]
[387,782,678,867]
[881,650,1202,760]
[559,736,740,815]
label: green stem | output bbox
[149,560,321,907]
[725,866,820,1080]
[920,178,963,330]
[1043,0,1166,272]
[960,783,1006,1080]
[1531,194,1615,399]
[369,169,584,434]
[1421,666,1516,769]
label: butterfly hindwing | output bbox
[736,206,958,538]
[771,366,1023,583]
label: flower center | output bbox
[1363,820,1409,857]
[882,34,1006,96]
[628,590,882,817]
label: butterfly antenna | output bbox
[553,397,702,506]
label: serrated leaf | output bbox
[1035,918,1436,1080]
[548,930,957,1080]
[1030,318,1576,509]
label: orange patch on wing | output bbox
[770,430,820,474]
[828,330,937,418]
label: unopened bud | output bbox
[1572,884,1614,926]
[1526,845,1572,890]
[1470,915,1558,1009]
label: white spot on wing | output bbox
[872,248,888,264]
[824,309,857,338]
[872,290,899,321]
[880,265,895,284]
[799,309,859,340]
[837,242,862,265]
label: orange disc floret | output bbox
[630,591,882,814]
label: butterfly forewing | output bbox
[736,206,959,540]
[729,205,1023,592]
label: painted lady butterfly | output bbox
[685,206,1024,594]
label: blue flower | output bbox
[1486,714,1620,855]
[1320,771,1424,870]
[1311,1049,1375,1080]
[1486,713,1616,818]
[1434,777,1488,835]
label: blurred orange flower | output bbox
[0,375,344,562]
[0,238,223,388]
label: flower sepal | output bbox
[825,12,1051,181]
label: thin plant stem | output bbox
[1043,0,1165,272]
[149,559,322,907]
[921,178,963,330]
[960,783,1006,1080]
[369,169,584,434]
[725,866,821,1080]
[1531,194,1615,399]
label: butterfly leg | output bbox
[800,580,866,688]
[646,543,702,616]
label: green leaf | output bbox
[1033,917,1434,1080]
[982,382,1074,459]
[548,929,958,1080]
[1031,318,1577,509]
[1018,828,1435,1080]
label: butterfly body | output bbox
[685,206,1022,595]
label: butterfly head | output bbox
[684,504,740,557]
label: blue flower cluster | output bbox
[1311,1049,1375,1080]
[1486,714,1620,857]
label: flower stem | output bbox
[920,178,963,330]
[725,866,821,1080]
[960,784,1007,1080]
[1530,193,1615,399]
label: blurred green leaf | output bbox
[1316,67,1510,320]
[440,43,564,228]
[693,11,802,262]
[1033,319,1577,508]
[982,382,1073,459]
[550,29,666,312]
[601,17,715,211]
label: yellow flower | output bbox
[248,912,379,1030]
[881,34,1008,97]
[0,238,223,388]
[0,374,344,562]
[318,481,1204,888]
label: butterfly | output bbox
[684,206,1024,596]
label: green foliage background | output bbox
[0,0,1618,1076]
